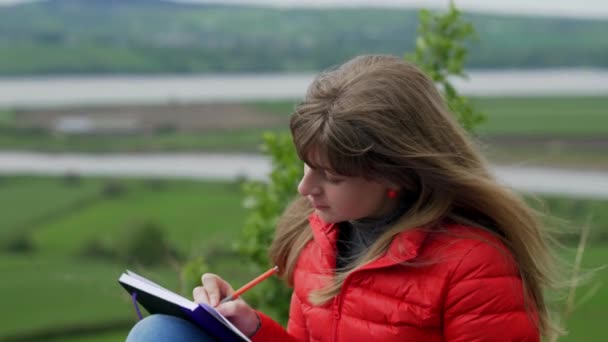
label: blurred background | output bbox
[0,0,607,341]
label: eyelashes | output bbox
[324,173,345,184]
[305,163,345,184]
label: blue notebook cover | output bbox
[119,270,250,342]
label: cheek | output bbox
[356,191,385,212]
[328,186,384,218]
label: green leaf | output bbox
[404,1,485,131]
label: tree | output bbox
[406,1,486,131]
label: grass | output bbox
[1,246,605,341]
[45,332,131,342]
[249,101,298,116]
[553,246,608,342]
[472,96,608,136]
[0,109,14,126]
[0,175,102,238]
[1,175,607,341]
[481,145,608,170]
[0,254,130,337]
[532,195,608,243]
[0,252,190,340]
[31,179,247,257]
[0,176,257,341]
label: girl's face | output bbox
[297,151,399,224]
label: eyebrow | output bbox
[315,166,343,177]
[306,163,331,172]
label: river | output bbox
[1,70,607,199]
[1,69,607,108]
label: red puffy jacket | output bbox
[252,213,539,342]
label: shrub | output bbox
[236,132,302,323]
[119,221,179,267]
[405,2,486,131]
[77,238,117,260]
[101,180,127,198]
[2,231,35,253]
[179,256,210,297]
[144,178,168,191]
[62,172,82,186]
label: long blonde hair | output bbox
[269,55,557,336]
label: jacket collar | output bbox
[308,212,428,270]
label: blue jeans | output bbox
[127,314,218,342]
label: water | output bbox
[1,69,607,108]
[1,69,607,198]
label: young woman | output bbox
[128,55,557,341]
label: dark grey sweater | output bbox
[336,201,411,270]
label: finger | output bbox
[215,299,242,318]
[192,286,209,304]
[201,273,234,307]
[201,273,220,306]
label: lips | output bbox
[308,196,328,209]
[311,202,329,210]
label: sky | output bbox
[0,0,607,19]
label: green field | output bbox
[1,95,607,340]
[473,96,608,136]
[1,96,607,156]
[0,176,258,341]
[1,2,608,75]
[31,180,246,256]
[553,246,608,341]
[1,175,607,341]
[253,96,608,136]
[1,254,130,337]
[0,176,101,239]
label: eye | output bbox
[324,172,344,184]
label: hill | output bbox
[0,0,607,74]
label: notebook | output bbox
[119,270,251,342]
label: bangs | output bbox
[291,108,374,177]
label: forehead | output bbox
[303,146,332,170]
[299,142,369,178]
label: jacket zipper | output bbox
[332,276,352,341]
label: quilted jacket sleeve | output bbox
[251,292,308,342]
[443,240,540,342]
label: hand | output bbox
[193,273,261,337]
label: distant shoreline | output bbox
[1,69,607,108]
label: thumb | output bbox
[215,299,241,318]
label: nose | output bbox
[298,169,321,197]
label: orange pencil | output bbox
[220,265,279,304]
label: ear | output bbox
[381,180,401,191]
[387,189,398,199]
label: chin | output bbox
[315,209,341,224]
